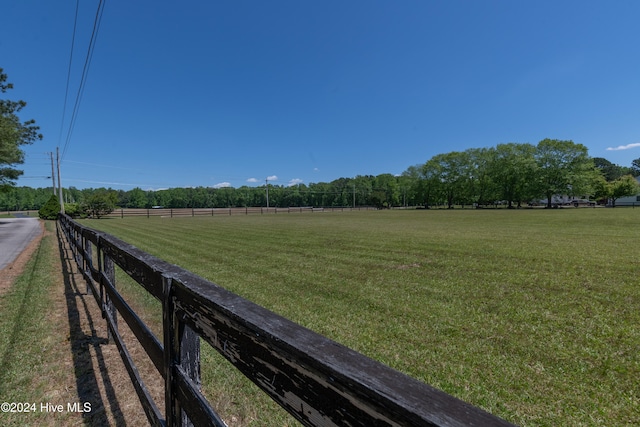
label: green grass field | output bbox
[81,208,640,426]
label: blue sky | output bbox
[2,0,639,190]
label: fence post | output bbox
[163,275,178,426]
[103,252,117,344]
[163,275,200,427]
[179,321,200,426]
[83,236,92,295]
[74,229,83,272]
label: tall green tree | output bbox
[420,159,443,208]
[534,139,598,208]
[0,68,43,190]
[398,167,420,207]
[329,177,353,207]
[464,147,496,206]
[352,175,374,207]
[126,187,148,208]
[373,173,400,208]
[430,151,470,208]
[490,143,537,208]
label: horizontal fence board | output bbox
[101,270,164,374]
[98,234,171,301]
[175,366,227,427]
[105,308,164,427]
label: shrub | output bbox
[83,190,117,218]
[38,195,60,220]
[64,203,85,218]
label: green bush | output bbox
[64,203,85,218]
[83,190,117,218]
[38,195,60,220]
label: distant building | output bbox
[538,194,596,207]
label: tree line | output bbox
[2,139,639,214]
[404,139,639,209]
[1,174,411,212]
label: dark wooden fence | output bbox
[102,206,377,218]
[58,213,516,427]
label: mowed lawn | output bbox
[82,208,640,426]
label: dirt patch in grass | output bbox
[394,262,421,270]
[0,220,44,296]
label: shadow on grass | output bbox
[55,223,126,426]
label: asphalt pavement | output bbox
[0,217,43,270]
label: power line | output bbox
[61,0,107,160]
[57,0,80,151]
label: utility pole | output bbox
[57,147,65,214]
[49,152,56,194]
[353,184,356,208]
[265,178,270,209]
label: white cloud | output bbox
[606,142,640,151]
[246,177,259,183]
[213,182,231,188]
[287,178,303,187]
[267,175,278,181]
[313,168,319,172]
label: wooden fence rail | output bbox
[102,206,377,218]
[58,213,516,427]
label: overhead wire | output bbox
[57,0,80,151]
[61,0,107,161]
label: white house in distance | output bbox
[539,176,640,207]
[615,176,640,207]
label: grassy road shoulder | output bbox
[0,221,81,425]
[0,221,149,426]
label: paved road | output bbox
[0,217,43,270]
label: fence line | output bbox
[58,213,515,427]
[1,209,39,216]
[101,206,377,218]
